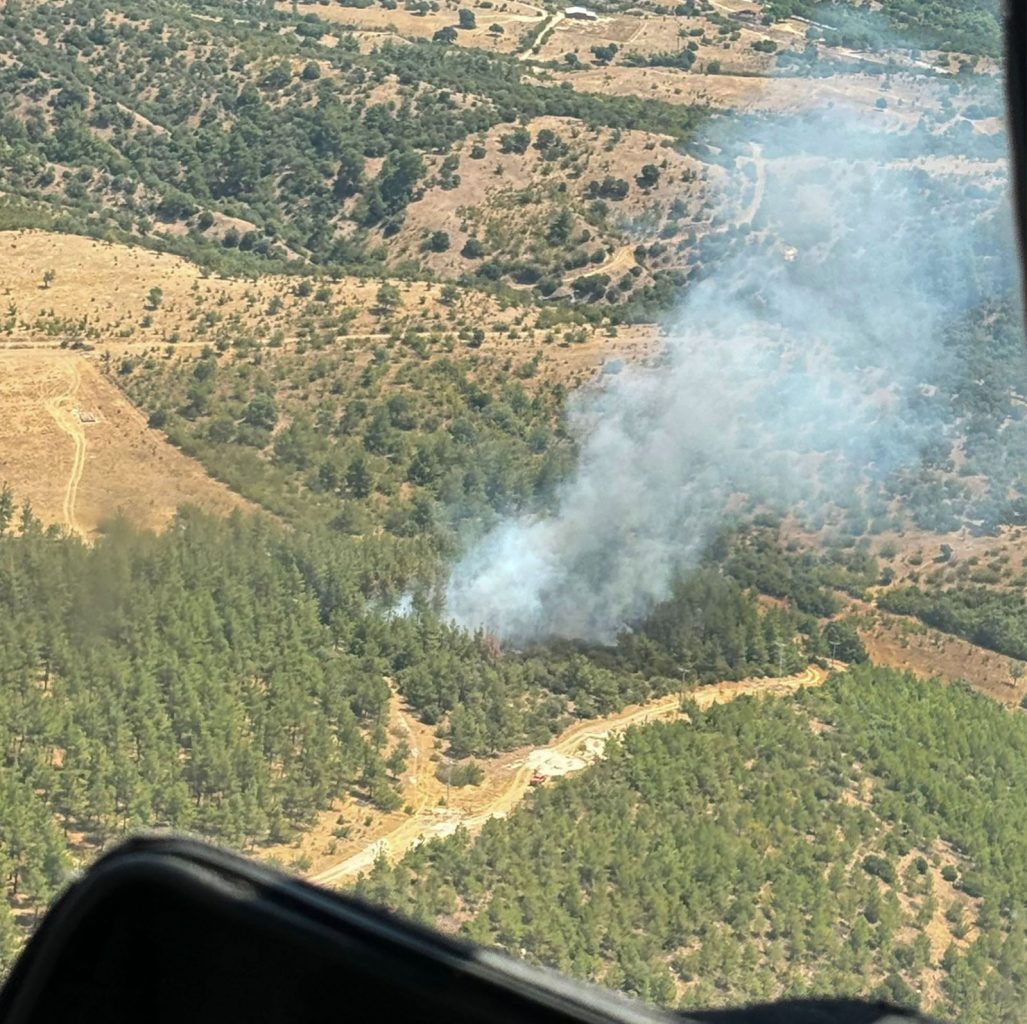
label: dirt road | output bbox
[0,350,250,535]
[735,142,765,228]
[0,352,88,534]
[43,360,86,535]
[309,663,833,888]
[564,243,637,286]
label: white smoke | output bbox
[446,110,1012,643]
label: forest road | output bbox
[44,360,86,535]
[309,662,835,888]
[736,142,765,228]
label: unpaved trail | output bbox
[309,663,833,888]
[496,0,546,24]
[564,243,637,284]
[0,349,251,536]
[735,142,765,228]
[43,360,86,535]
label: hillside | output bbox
[0,498,834,969]
[1,0,1026,1018]
[0,226,659,535]
[358,667,1027,1023]
[291,663,832,885]
[0,0,703,312]
[0,228,656,368]
[0,349,250,535]
[0,0,1004,313]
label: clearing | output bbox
[0,350,250,535]
[856,603,1027,708]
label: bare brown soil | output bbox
[780,517,1027,702]
[0,350,251,536]
[858,606,1027,708]
[533,322,664,386]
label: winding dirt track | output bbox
[43,361,86,535]
[0,350,253,536]
[736,142,765,228]
[309,663,832,888]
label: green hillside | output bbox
[0,0,700,311]
[358,668,1027,1022]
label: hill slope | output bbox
[0,349,251,535]
[358,667,1027,1023]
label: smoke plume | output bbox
[446,109,1013,643]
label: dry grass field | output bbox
[0,350,252,536]
[275,0,545,53]
[0,230,660,370]
[0,230,423,348]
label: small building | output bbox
[565,5,599,20]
